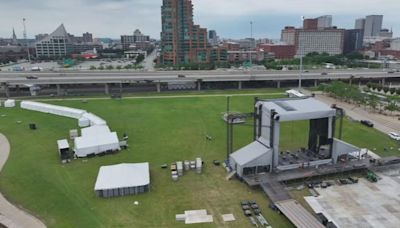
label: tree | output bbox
[383,87,390,94]
[390,88,396,95]
[385,100,398,115]
[368,95,379,112]
[89,65,96,70]
[98,65,104,70]
[116,65,122,70]
[136,54,145,64]
[106,65,114,70]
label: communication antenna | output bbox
[23,18,31,62]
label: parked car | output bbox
[388,132,400,141]
[26,75,38,79]
[321,72,328,75]
[360,120,374,127]
[178,74,186,78]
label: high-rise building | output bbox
[295,28,345,57]
[364,15,383,37]
[35,24,73,58]
[121,29,150,50]
[355,18,366,30]
[343,29,364,54]
[82,32,93,43]
[208,30,218,46]
[160,0,208,65]
[281,26,296,45]
[317,15,332,29]
[303,18,318,30]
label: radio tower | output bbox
[23,18,31,62]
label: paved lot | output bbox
[306,91,400,134]
[0,134,46,228]
[306,171,400,228]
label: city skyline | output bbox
[0,0,398,39]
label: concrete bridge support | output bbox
[156,82,161,93]
[105,83,110,95]
[56,84,62,96]
[238,81,242,90]
[277,81,281,88]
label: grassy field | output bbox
[0,89,399,228]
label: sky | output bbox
[0,0,398,40]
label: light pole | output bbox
[298,16,305,90]
[22,18,31,62]
[250,21,253,66]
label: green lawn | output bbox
[0,90,399,228]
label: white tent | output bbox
[4,99,16,108]
[74,125,120,157]
[21,101,86,119]
[21,101,108,127]
[82,113,107,126]
[94,163,150,197]
[78,117,90,127]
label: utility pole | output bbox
[23,18,31,62]
[299,16,304,90]
[250,21,253,66]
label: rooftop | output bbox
[94,163,150,190]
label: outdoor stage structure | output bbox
[229,97,361,178]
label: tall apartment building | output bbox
[121,29,150,50]
[208,30,218,46]
[355,18,366,30]
[160,0,208,65]
[364,15,383,37]
[82,32,93,43]
[35,24,73,58]
[303,19,318,30]
[317,15,332,29]
[343,29,364,54]
[303,15,332,29]
[281,26,296,45]
[295,28,345,57]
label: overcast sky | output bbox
[0,0,398,40]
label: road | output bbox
[0,134,46,228]
[0,69,398,85]
[309,92,400,134]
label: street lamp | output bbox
[250,21,253,66]
[22,18,31,62]
[298,16,305,90]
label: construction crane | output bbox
[23,18,31,62]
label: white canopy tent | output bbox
[94,163,150,197]
[81,113,107,126]
[4,99,16,108]
[21,101,86,119]
[20,101,107,127]
[74,126,120,157]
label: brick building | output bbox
[160,0,209,65]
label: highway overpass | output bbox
[1,69,399,97]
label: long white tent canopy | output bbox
[20,101,120,157]
[21,101,107,127]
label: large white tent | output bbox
[94,163,150,197]
[21,101,86,119]
[74,125,120,157]
[20,101,120,158]
[20,101,107,127]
